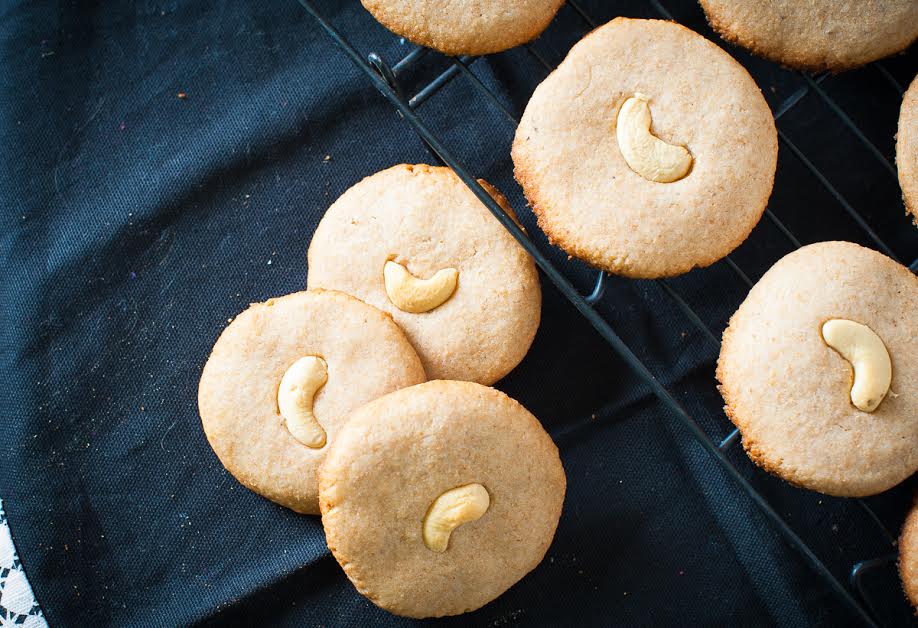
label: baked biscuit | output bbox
[699,0,918,72]
[898,74,918,225]
[717,242,918,496]
[307,164,541,384]
[512,18,777,278]
[359,0,564,56]
[318,380,565,618]
[198,290,425,514]
[900,498,918,612]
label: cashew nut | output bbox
[277,356,328,447]
[383,260,458,313]
[616,92,693,183]
[422,483,490,552]
[821,319,892,413]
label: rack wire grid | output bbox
[297,0,918,625]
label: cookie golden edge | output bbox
[897,75,918,226]
[317,380,566,618]
[197,288,426,515]
[445,168,542,385]
[359,0,565,56]
[434,166,542,386]
[471,174,545,383]
[306,163,541,386]
[305,163,531,233]
[900,497,918,614]
[715,242,917,497]
[511,18,776,279]
[716,318,810,494]
[698,0,918,72]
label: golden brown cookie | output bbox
[307,164,541,385]
[900,498,918,612]
[717,242,918,496]
[359,0,565,56]
[512,18,777,278]
[898,74,918,225]
[318,380,565,618]
[699,0,918,72]
[198,290,426,514]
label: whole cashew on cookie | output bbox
[821,319,892,413]
[422,483,490,552]
[384,260,459,313]
[277,355,328,447]
[616,92,693,183]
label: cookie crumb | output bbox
[177,91,187,100]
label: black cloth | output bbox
[2,1,917,625]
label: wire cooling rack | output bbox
[297,1,918,624]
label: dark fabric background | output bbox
[1,0,916,625]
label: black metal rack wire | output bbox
[297,1,917,624]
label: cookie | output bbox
[307,164,541,385]
[359,0,564,56]
[512,18,777,278]
[198,290,426,514]
[900,498,918,612]
[717,241,918,497]
[318,380,565,618]
[699,0,918,72]
[898,74,918,225]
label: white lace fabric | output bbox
[0,500,46,627]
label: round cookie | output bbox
[359,0,564,56]
[717,241,918,497]
[898,74,918,225]
[900,498,918,612]
[512,18,777,278]
[318,380,565,618]
[198,290,426,514]
[307,164,541,385]
[699,0,918,72]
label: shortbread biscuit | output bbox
[717,242,918,496]
[319,380,565,618]
[900,498,918,612]
[360,0,564,55]
[198,290,425,514]
[307,164,541,384]
[700,0,918,71]
[898,74,918,224]
[512,18,777,278]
